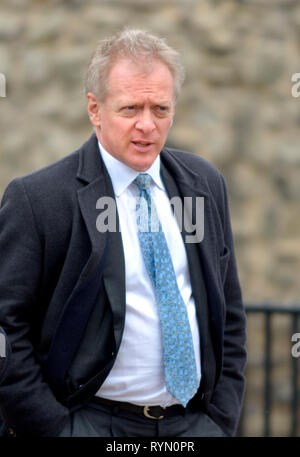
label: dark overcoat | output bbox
[0,134,247,437]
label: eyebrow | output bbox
[118,99,172,107]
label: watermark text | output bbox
[291,73,300,98]
[0,73,6,98]
[95,196,204,243]
[291,333,300,358]
[0,333,6,358]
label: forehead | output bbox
[106,58,175,101]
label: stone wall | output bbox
[1,0,300,436]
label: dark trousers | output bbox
[58,401,227,437]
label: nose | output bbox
[135,110,156,134]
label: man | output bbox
[0,29,247,437]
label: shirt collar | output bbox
[98,140,165,196]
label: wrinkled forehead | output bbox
[105,57,175,100]
[108,54,167,76]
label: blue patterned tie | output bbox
[133,173,198,407]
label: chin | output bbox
[135,164,151,172]
[129,154,159,172]
[130,163,151,172]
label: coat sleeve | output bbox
[206,173,247,437]
[0,178,69,436]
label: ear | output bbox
[87,92,101,127]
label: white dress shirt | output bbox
[95,141,201,407]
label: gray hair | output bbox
[85,28,185,101]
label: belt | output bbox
[90,396,186,420]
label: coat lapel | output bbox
[44,135,126,392]
[77,134,126,349]
[76,178,108,288]
[160,148,225,372]
[75,134,109,290]
[160,161,218,390]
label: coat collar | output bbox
[77,133,104,184]
[160,147,210,198]
[76,134,210,200]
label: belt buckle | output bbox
[143,406,164,420]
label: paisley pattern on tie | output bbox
[134,173,198,407]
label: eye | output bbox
[121,106,137,115]
[124,106,138,112]
[155,106,170,116]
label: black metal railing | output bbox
[238,303,300,437]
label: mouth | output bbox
[132,140,154,146]
[131,140,155,152]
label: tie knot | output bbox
[133,173,152,192]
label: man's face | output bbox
[87,58,176,171]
